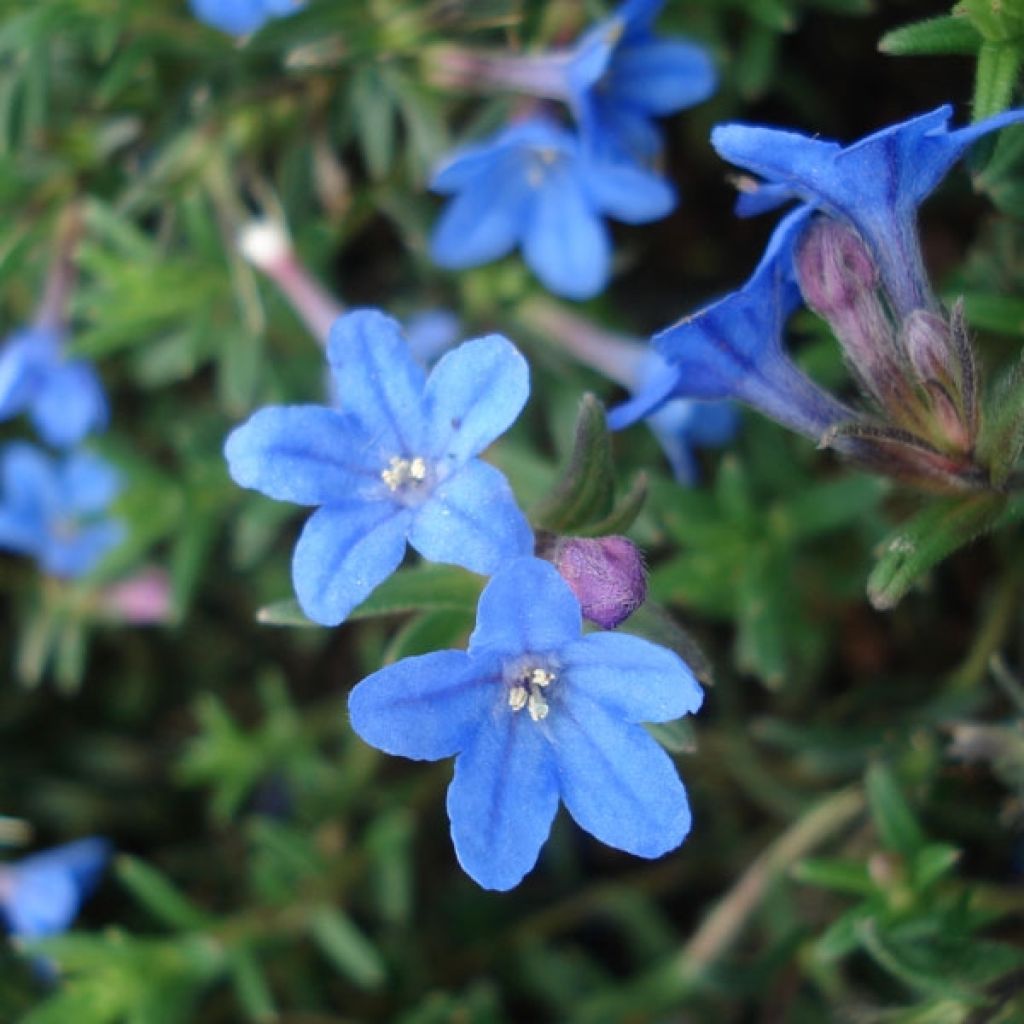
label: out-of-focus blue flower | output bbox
[567,0,716,163]
[609,208,855,443]
[225,310,534,626]
[404,309,462,366]
[0,838,111,940]
[349,557,702,890]
[0,327,107,448]
[430,116,674,300]
[0,444,123,578]
[713,105,1024,317]
[189,0,303,35]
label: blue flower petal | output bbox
[190,0,301,34]
[2,443,57,515]
[551,702,691,857]
[292,501,411,626]
[63,452,120,516]
[43,520,123,578]
[523,166,611,300]
[581,157,676,224]
[423,335,530,463]
[32,361,108,448]
[610,39,716,114]
[349,650,491,760]
[326,311,428,456]
[646,207,855,439]
[712,105,1024,315]
[430,162,530,269]
[225,406,380,507]
[0,508,43,557]
[469,557,581,659]
[0,333,43,419]
[447,714,560,890]
[562,631,702,723]
[404,309,461,366]
[408,460,533,576]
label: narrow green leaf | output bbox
[972,41,1023,121]
[865,763,926,857]
[229,949,278,1023]
[351,65,396,180]
[116,855,210,931]
[623,602,712,686]
[645,718,697,754]
[912,843,961,890]
[574,472,647,537]
[351,565,481,619]
[866,493,1007,610]
[310,907,386,989]
[879,15,982,56]
[532,393,617,532]
[979,350,1024,484]
[256,598,318,628]
[792,857,875,895]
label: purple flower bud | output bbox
[796,218,877,320]
[902,309,953,386]
[99,567,173,624]
[550,535,647,629]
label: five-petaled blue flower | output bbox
[713,104,1024,318]
[0,327,108,448]
[225,310,534,626]
[567,0,716,163]
[0,837,111,940]
[429,116,674,300]
[189,0,304,35]
[349,557,702,891]
[609,207,855,443]
[0,443,123,578]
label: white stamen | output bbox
[381,456,428,492]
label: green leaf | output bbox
[645,718,698,754]
[979,350,1024,484]
[351,565,482,619]
[623,602,712,686]
[575,471,648,537]
[972,41,1023,121]
[309,907,386,989]
[532,393,617,533]
[793,857,875,895]
[116,855,210,931]
[229,950,278,1024]
[781,475,887,540]
[866,763,926,857]
[351,64,396,180]
[879,15,982,56]
[256,598,318,628]
[912,844,961,890]
[867,493,1008,610]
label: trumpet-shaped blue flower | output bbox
[430,116,674,300]
[189,0,304,35]
[0,327,107,448]
[567,0,716,162]
[225,310,534,626]
[0,837,111,940]
[713,105,1024,316]
[349,557,702,890]
[609,208,855,442]
[0,444,123,578]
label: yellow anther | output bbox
[508,686,529,712]
[381,455,428,492]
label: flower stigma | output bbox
[381,455,428,493]
[507,663,557,722]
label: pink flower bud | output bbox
[796,218,877,319]
[99,568,173,625]
[551,535,647,629]
[902,309,953,386]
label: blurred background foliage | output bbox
[2,0,1024,1021]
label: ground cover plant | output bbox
[2,0,1024,1021]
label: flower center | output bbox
[507,662,557,722]
[380,455,428,493]
[526,147,562,188]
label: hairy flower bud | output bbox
[99,568,173,624]
[902,309,953,386]
[550,535,647,629]
[796,218,878,319]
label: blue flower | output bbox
[567,0,716,163]
[189,0,303,35]
[0,838,111,940]
[430,116,674,300]
[225,310,534,626]
[0,327,108,448]
[713,105,1024,317]
[349,557,702,890]
[0,444,123,578]
[404,309,462,367]
[609,207,855,443]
